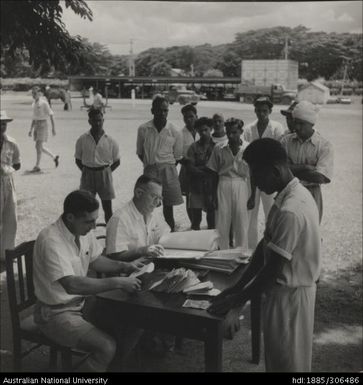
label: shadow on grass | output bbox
[312,262,363,372]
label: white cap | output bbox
[292,101,319,125]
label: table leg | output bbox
[204,322,223,372]
[251,294,262,364]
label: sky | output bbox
[63,1,363,55]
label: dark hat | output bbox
[280,101,298,116]
[253,96,273,108]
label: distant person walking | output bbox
[243,96,285,250]
[280,101,334,223]
[28,86,59,172]
[0,111,21,261]
[136,95,183,232]
[75,107,120,223]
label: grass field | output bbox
[0,92,362,372]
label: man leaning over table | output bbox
[33,190,145,372]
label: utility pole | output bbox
[128,39,135,77]
[284,36,289,60]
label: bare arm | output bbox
[75,159,84,171]
[50,115,55,134]
[29,120,35,136]
[90,255,138,275]
[110,159,120,172]
[59,274,141,296]
[107,244,164,262]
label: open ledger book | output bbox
[156,230,252,274]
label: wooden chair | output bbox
[5,241,87,371]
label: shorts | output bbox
[80,166,115,200]
[144,163,183,206]
[33,120,48,142]
[34,298,97,348]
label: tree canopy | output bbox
[1,0,93,74]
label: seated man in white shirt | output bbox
[106,174,168,261]
[33,190,144,372]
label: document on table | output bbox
[182,299,211,310]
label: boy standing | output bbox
[207,118,253,250]
[209,138,321,372]
[29,86,59,172]
[0,111,21,261]
[75,107,120,223]
[243,96,285,250]
[179,104,199,225]
[186,117,216,230]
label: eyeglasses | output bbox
[141,189,163,204]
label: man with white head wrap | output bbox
[280,101,334,222]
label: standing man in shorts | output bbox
[75,107,120,223]
[136,95,183,232]
[28,86,59,172]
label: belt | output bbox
[83,165,109,171]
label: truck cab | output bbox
[162,85,200,105]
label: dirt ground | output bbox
[0,93,362,373]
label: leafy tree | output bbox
[216,49,241,77]
[135,48,166,76]
[1,0,93,74]
[150,61,172,77]
[203,69,224,78]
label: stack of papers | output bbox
[181,248,253,274]
[157,230,219,259]
[149,268,200,293]
[183,281,221,297]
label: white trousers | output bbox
[216,177,250,250]
[0,175,17,261]
[248,187,274,250]
[263,284,317,372]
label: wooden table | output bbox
[97,262,261,372]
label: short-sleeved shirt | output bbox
[181,126,199,157]
[264,178,321,287]
[207,141,250,179]
[136,120,183,165]
[75,131,120,167]
[243,119,285,143]
[106,200,169,255]
[1,135,20,176]
[280,131,334,185]
[32,98,54,120]
[33,217,103,305]
[92,93,104,109]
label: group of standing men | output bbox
[0,88,334,373]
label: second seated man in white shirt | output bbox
[106,174,169,261]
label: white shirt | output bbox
[280,131,334,183]
[207,141,250,179]
[106,200,169,255]
[75,131,120,167]
[243,119,285,142]
[33,217,103,305]
[93,93,104,109]
[181,126,199,157]
[32,98,54,120]
[264,178,321,287]
[1,135,20,176]
[136,120,183,165]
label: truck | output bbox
[161,85,200,105]
[235,59,298,105]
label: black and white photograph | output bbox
[0,0,362,377]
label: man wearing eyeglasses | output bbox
[105,174,169,261]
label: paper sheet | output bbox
[130,262,155,278]
[159,229,219,251]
